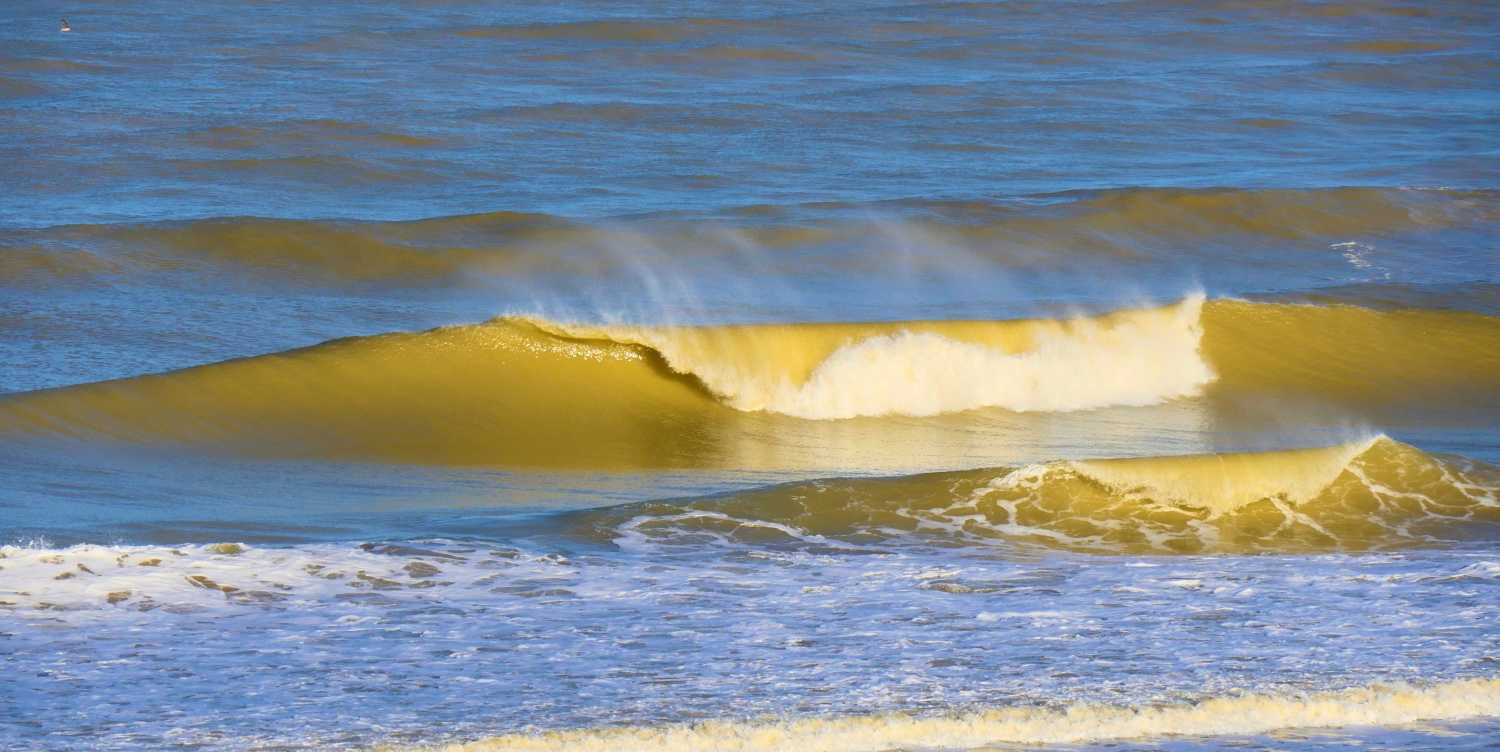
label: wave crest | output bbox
[544,295,1209,419]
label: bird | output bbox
[61,19,71,32]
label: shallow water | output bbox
[2,0,1498,750]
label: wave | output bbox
[577,437,1500,554]
[1,299,1498,467]
[404,678,1500,751]
[3,186,1491,286]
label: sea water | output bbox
[2,0,1498,750]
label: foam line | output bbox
[407,678,1500,752]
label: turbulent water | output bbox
[3,1,1500,750]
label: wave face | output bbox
[2,298,1498,468]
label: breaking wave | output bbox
[541,295,1209,419]
[1,297,1498,468]
[4,440,1497,618]
[579,437,1500,554]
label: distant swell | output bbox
[3,187,1492,285]
[427,678,1500,751]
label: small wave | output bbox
[405,678,1500,751]
[5,441,1496,614]
[579,438,1500,554]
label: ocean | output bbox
[1,0,1498,750]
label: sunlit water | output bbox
[2,0,1498,750]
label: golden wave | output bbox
[1,299,1497,469]
[381,678,1500,751]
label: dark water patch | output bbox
[0,77,44,97]
[1340,40,1454,54]
[188,120,444,150]
[163,155,440,184]
[1239,118,1300,128]
[455,17,777,44]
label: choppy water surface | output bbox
[2,0,1499,750]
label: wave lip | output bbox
[413,678,1500,752]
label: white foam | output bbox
[683,296,1210,419]
[420,678,1500,752]
[5,539,1499,751]
[771,327,1206,419]
[0,542,543,613]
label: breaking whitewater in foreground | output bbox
[6,437,1500,750]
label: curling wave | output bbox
[0,298,1497,468]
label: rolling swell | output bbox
[1,299,1498,468]
[3,186,1491,285]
